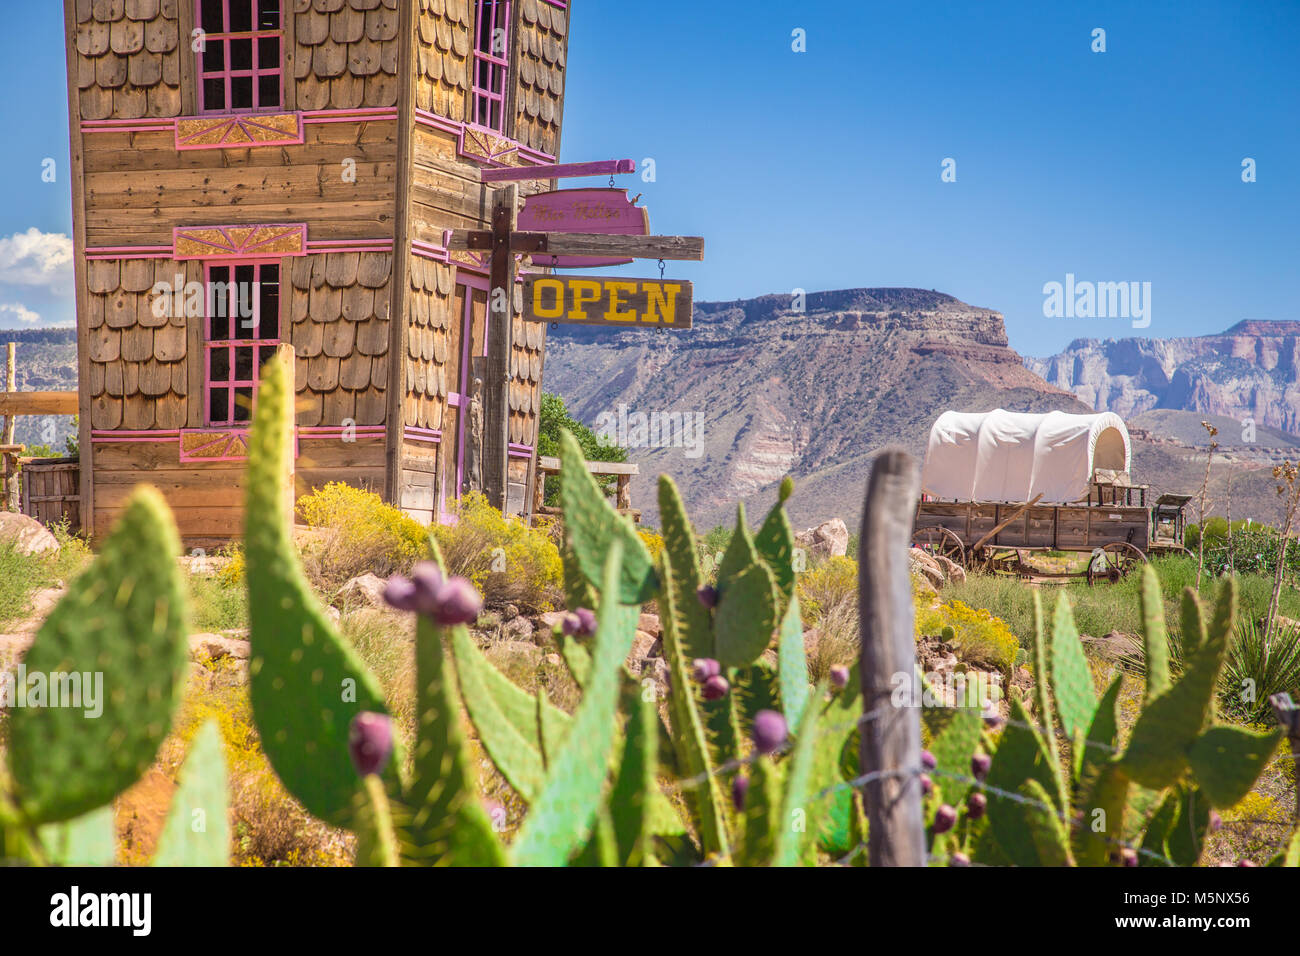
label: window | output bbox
[204,262,280,425]
[196,0,284,113]
[471,1,512,133]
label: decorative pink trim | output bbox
[508,443,534,458]
[413,110,556,166]
[539,0,568,8]
[481,159,634,183]
[86,246,175,261]
[306,239,394,254]
[174,224,307,260]
[404,426,442,445]
[299,425,386,439]
[83,107,400,138]
[176,113,304,150]
[412,240,451,263]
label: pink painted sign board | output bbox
[517,187,650,268]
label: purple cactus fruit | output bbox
[830,665,850,690]
[966,792,987,820]
[971,753,992,781]
[348,711,393,777]
[696,584,719,609]
[950,852,971,867]
[752,709,788,756]
[1120,847,1139,868]
[1237,859,1258,867]
[432,575,483,626]
[921,750,937,771]
[383,574,421,612]
[1209,810,1223,832]
[982,712,1005,730]
[692,658,721,683]
[702,675,730,700]
[920,773,933,796]
[732,775,749,812]
[408,561,445,612]
[932,804,957,834]
[562,607,598,638]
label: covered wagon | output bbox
[912,409,1189,582]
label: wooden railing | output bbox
[534,455,640,522]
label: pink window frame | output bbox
[195,0,285,115]
[203,260,281,427]
[470,1,513,135]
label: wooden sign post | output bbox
[484,184,518,514]
[447,220,703,518]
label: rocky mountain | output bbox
[544,290,1294,531]
[546,289,1081,530]
[0,328,77,452]
[1026,321,1300,435]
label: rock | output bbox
[635,657,671,695]
[909,548,946,588]
[538,611,567,631]
[1083,630,1138,662]
[795,518,850,558]
[501,616,534,643]
[934,554,966,585]
[334,572,388,609]
[476,609,503,631]
[627,629,659,663]
[324,605,342,626]
[502,604,520,621]
[190,633,250,661]
[637,612,661,635]
[487,640,542,668]
[0,513,59,557]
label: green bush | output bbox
[295,482,428,592]
[537,392,626,507]
[430,491,563,611]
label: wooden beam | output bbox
[537,455,638,476]
[483,185,518,511]
[480,159,636,183]
[447,230,705,262]
[0,392,80,416]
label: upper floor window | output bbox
[471,1,512,133]
[197,0,284,114]
[205,262,280,425]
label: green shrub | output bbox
[537,392,626,507]
[296,482,427,592]
[430,491,563,611]
[915,597,1020,670]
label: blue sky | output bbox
[2,0,1297,357]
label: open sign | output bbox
[522,275,693,329]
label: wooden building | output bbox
[62,0,572,543]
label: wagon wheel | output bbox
[1086,542,1147,586]
[912,527,966,568]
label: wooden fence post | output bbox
[1271,692,1300,821]
[858,447,926,866]
[3,342,15,512]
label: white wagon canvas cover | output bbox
[921,409,1131,504]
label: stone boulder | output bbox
[334,572,389,609]
[190,633,250,661]
[909,548,946,589]
[796,518,850,558]
[0,513,59,557]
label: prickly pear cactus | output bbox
[243,350,391,826]
[8,486,189,826]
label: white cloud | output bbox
[0,302,40,323]
[0,228,73,290]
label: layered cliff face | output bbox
[1027,321,1300,434]
[543,289,1080,529]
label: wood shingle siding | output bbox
[414,0,473,120]
[293,0,401,110]
[289,251,391,427]
[514,0,567,155]
[75,0,182,120]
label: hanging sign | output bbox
[522,275,693,329]
[516,188,650,268]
